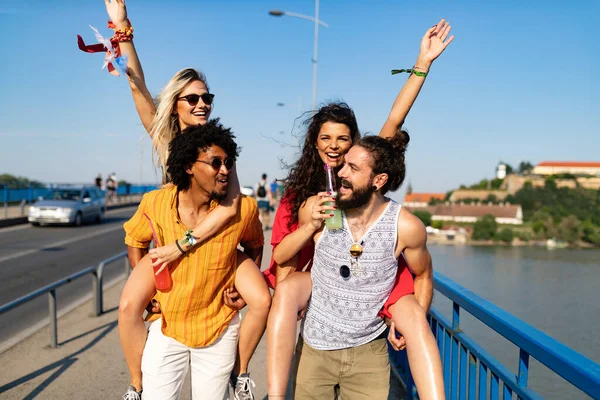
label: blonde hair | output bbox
[148,68,210,177]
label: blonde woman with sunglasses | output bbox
[103,2,271,400]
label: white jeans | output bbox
[141,313,240,400]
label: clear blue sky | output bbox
[0,0,598,202]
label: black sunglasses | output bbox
[196,157,234,171]
[340,265,351,279]
[177,93,215,106]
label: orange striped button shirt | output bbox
[124,184,263,347]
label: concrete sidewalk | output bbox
[0,230,275,400]
[0,279,277,400]
[0,228,405,399]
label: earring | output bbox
[372,185,378,191]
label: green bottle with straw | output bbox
[324,163,343,230]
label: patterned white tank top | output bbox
[301,199,401,350]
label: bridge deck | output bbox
[0,229,404,399]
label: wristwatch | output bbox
[182,230,198,247]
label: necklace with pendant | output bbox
[349,240,364,277]
[339,240,365,280]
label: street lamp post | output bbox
[269,0,328,111]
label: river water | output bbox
[428,244,600,399]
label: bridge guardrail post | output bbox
[124,256,130,277]
[93,269,102,316]
[48,289,58,348]
[96,262,105,316]
[3,185,7,218]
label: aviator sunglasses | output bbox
[195,157,234,171]
[177,93,215,106]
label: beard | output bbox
[336,180,375,210]
[211,189,227,202]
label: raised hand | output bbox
[419,18,454,64]
[104,0,128,28]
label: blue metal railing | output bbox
[390,272,600,399]
[0,183,159,204]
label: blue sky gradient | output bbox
[0,0,597,202]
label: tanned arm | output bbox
[272,193,332,266]
[127,246,147,268]
[378,19,454,139]
[397,209,434,311]
[105,0,156,132]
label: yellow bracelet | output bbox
[115,26,134,35]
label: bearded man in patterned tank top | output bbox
[291,131,445,400]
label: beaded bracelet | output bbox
[112,27,134,42]
[108,19,134,42]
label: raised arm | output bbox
[271,193,333,266]
[396,209,434,311]
[379,18,454,139]
[105,0,156,132]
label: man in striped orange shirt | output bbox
[123,121,263,399]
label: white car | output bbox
[241,186,255,197]
[28,187,106,226]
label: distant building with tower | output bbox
[496,162,507,179]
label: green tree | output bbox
[532,220,546,237]
[470,179,489,190]
[432,220,444,230]
[518,161,534,174]
[496,227,515,243]
[0,174,44,188]
[544,177,557,190]
[486,194,498,204]
[413,211,432,227]
[513,180,600,226]
[472,215,498,240]
[516,230,532,242]
[581,220,600,245]
[557,216,582,244]
[490,178,504,189]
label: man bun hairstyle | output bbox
[356,130,410,194]
[166,118,239,191]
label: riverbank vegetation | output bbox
[415,174,600,248]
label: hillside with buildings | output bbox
[405,161,600,247]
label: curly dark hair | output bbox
[284,102,360,228]
[166,119,239,191]
[355,130,410,194]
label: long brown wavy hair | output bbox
[283,102,360,228]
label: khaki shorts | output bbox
[292,334,390,400]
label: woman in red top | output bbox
[265,20,454,399]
